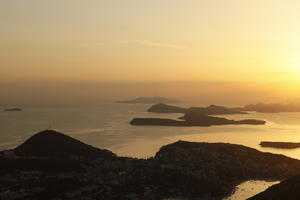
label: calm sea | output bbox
[1,102,300,159]
[1,102,299,198]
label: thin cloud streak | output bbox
[93,40,187,49]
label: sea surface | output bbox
[1,102,299,199]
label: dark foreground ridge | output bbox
[260,141,300,149]
[1,131,300,200]
[148,103,247,115]
[131,113,265,127]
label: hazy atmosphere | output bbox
[2,1,300,200]
[1,0,300,105]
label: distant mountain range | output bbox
[115,96,179,104]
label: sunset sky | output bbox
[1,0,300,104]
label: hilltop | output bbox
[14,130,116,159]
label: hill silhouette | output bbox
[187,104,246,115]
[14,130,115,159]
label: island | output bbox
[131,111,265,127]
[147,103,187,113]
[4,108,22,111]
[148,103,247,115]
[1,131,300,200]
[238,103,300,113]
[260,141,300,149]
[115,96,179,104]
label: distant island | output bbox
[2,130,300,200]
[4,108,22,111]
[148,103,247,115]
[148,103,187,113]
[148,102,300,114]
[115,96,179,104]
[131,112,265,127]
[238,103,300,113]
[260,141,300,149]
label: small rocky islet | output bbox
[1,130,300,200]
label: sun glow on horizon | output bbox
[1,0,300,103]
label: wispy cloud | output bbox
[93,40,187,49]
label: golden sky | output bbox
[1,0,300,103]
